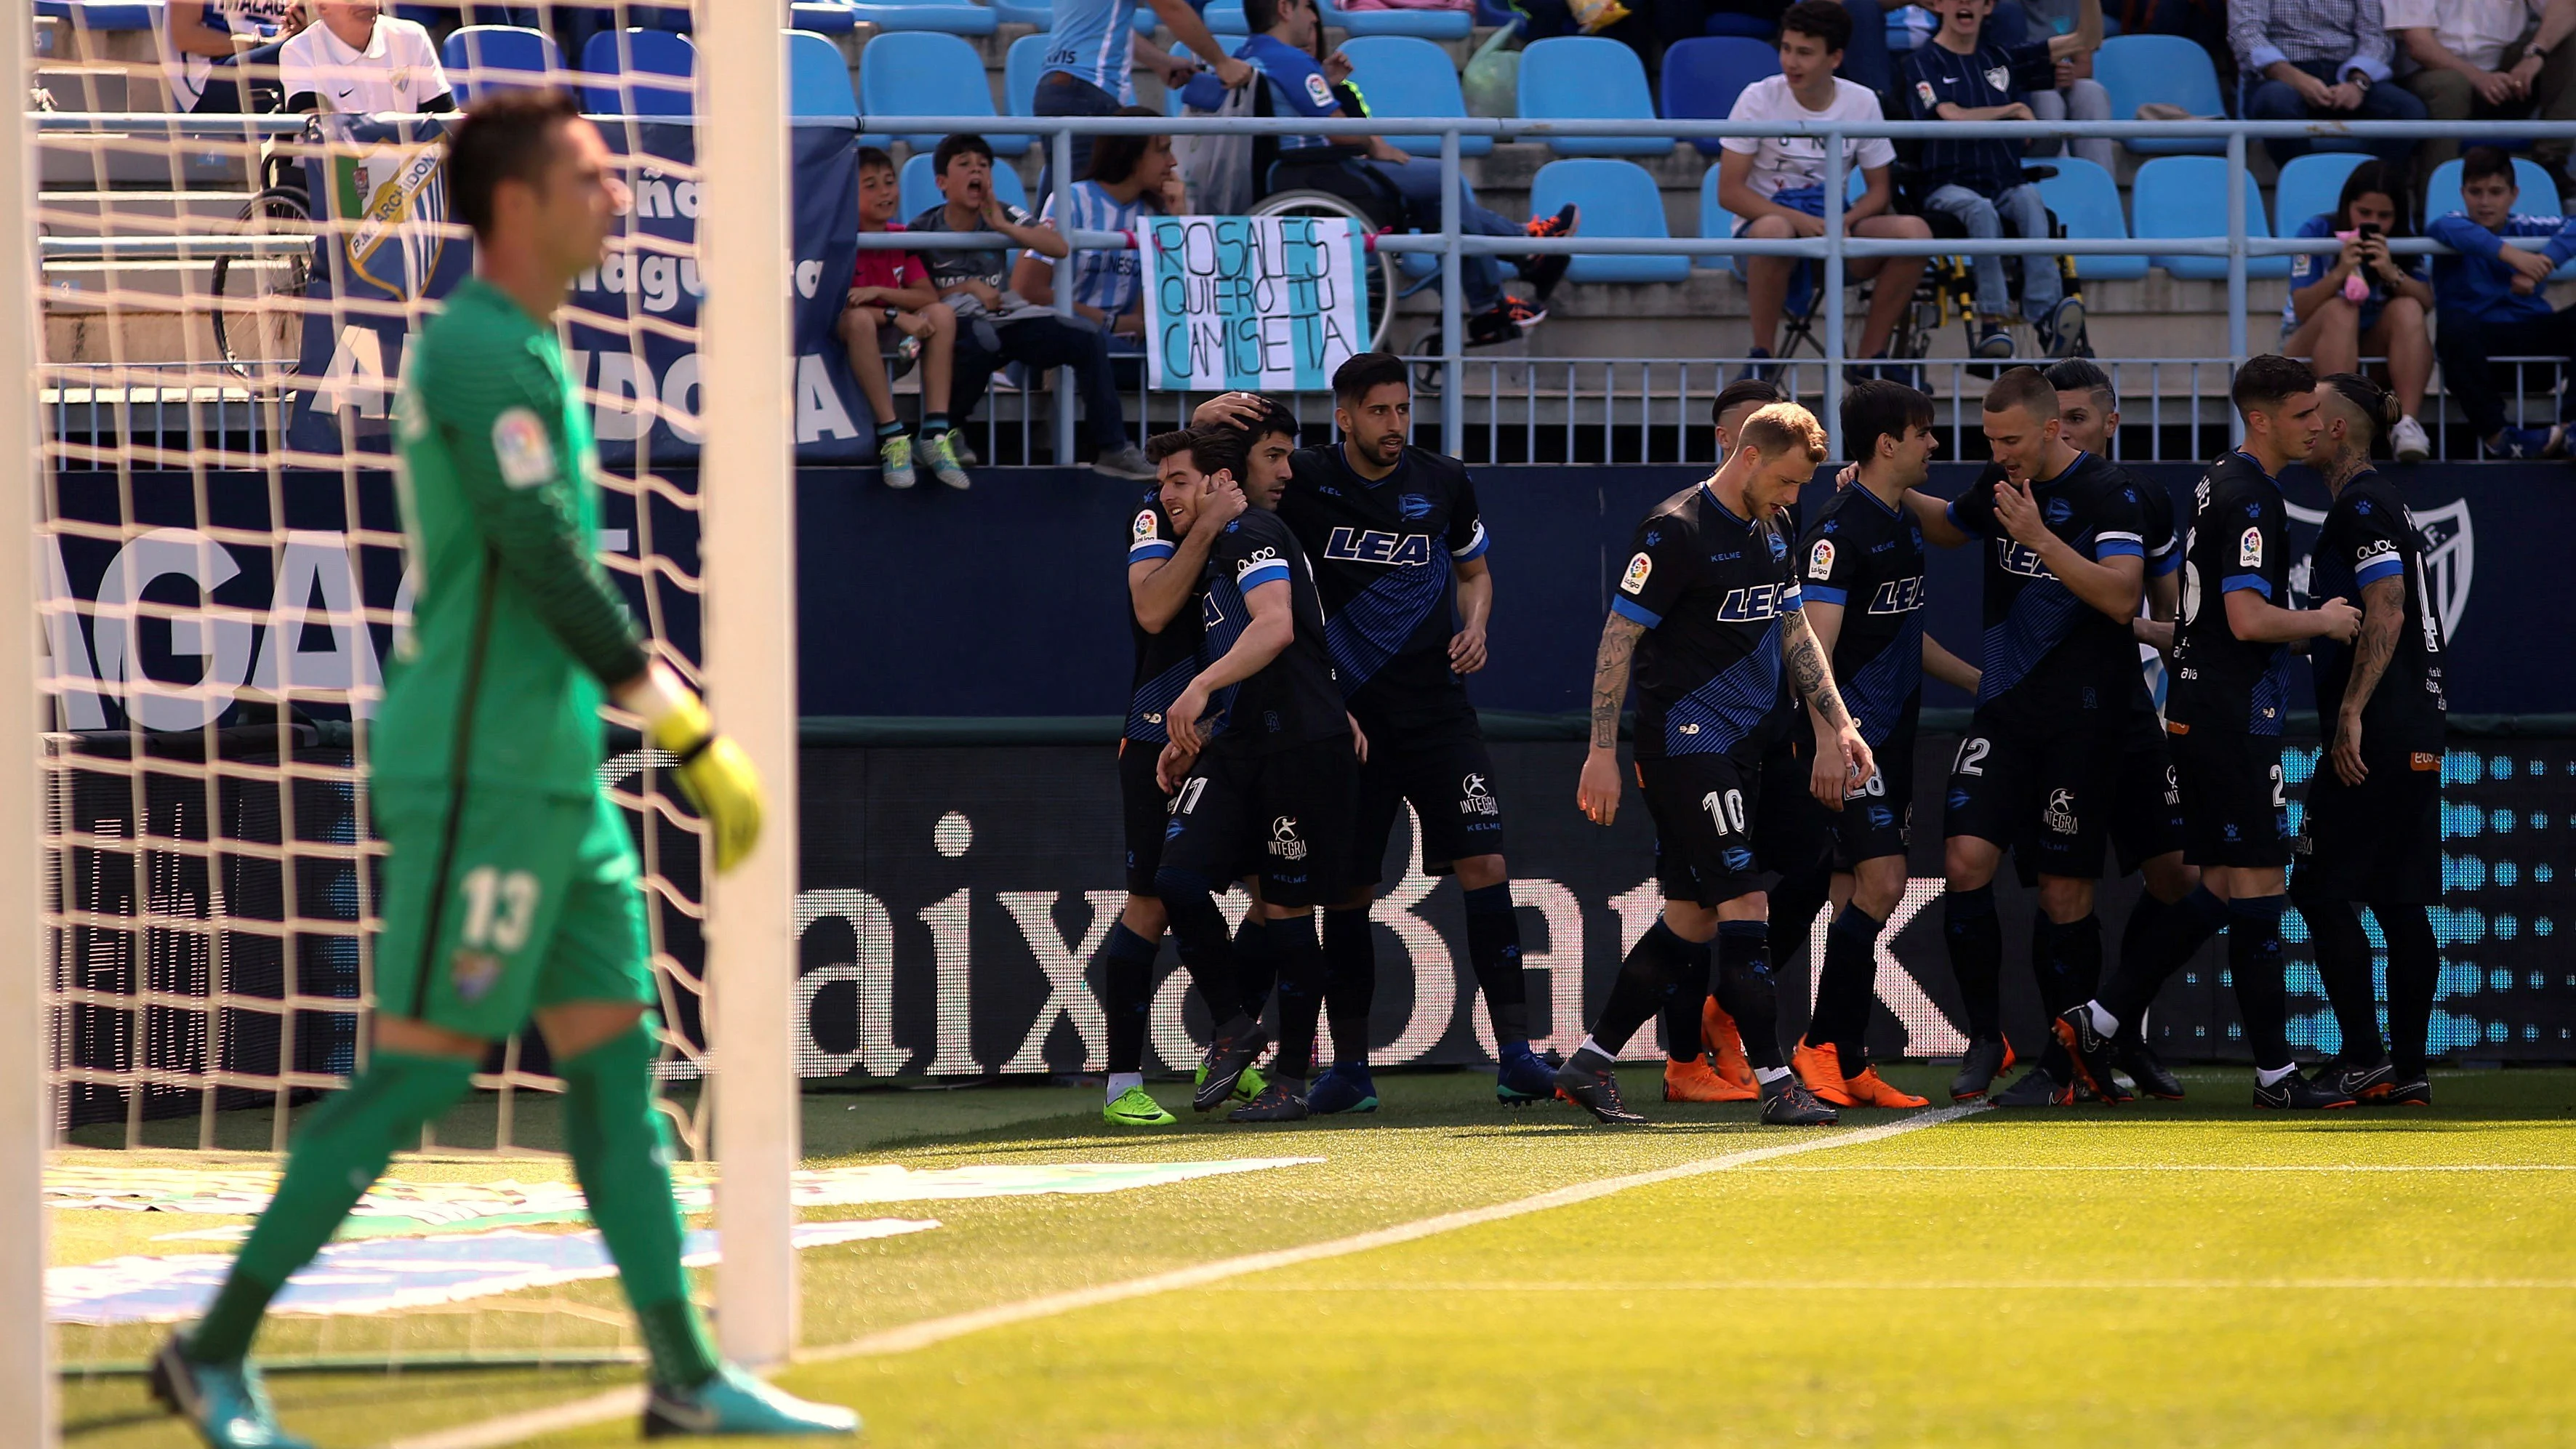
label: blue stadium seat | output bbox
[846,1,1000,34]
[1203,3,1249,28]
[1341,36,1490,157]
[995,0,1158,31]
[2132,156,2287,279]
[443,25,562,105]
[1320,0,1472,41]
[2271,153,2370,237]
[2426,156,2575,280]
[2094,35,2224,156]
[34,1,159,28]
[1533,159,1690,283]
[793,2,860,34]
[1519,37,1674,157]
[788,28,858,119]
[863,31,1030,153]
[1006,32,1050,118]
[1660,36,1776,158]
[2025,156,2146,281]
[900,149,1032,220]
[579,28,696,116]
[1704,165,1865,275]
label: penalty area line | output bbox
[387,1102,1981,1449]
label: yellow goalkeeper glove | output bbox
[621,662,764,875]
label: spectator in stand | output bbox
[1522,0,1898,97]
[161,2,304,114]
[1900,0,2101,358]
[2234,0,2428,166]
[1035,0,1250,190]
[1010,108,1185,364]
[2426,146,2576,459]
[2018,0,2115,172]
[840,147,970,491]
[1203,0,1577,345]
[910,135,1155,480]
[280,2,453,114]
[2282,159,2433,462]
[1720,1,1934,378]
[2387,0,2576,191]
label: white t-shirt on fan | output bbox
[281,17,451,114]
[1719,76,1897,203]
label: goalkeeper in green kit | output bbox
[151,91,858,1446]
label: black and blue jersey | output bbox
[2309,469,2449,752]
[1799,483,1927,750]
[1899,37,2056,197]
[1946,452,2149,721]
[2170,450,2294,736]
[1277,443,1490,734]
[1613,480,1804,760]
[1199,507,1349,755]
[1125,491,1206,745]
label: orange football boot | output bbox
[1664,1053,1759,1102]
[1791,1042,1857,1107]
[1841,1064,1930,1108]
[1701,995,1756,1089]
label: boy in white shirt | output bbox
[1717,0,1933,379]
[280,1,453,115]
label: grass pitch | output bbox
[57,1065,2576,1448]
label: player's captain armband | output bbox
[1808,539,1835,581]
[493,407,558,489]
[2238,526,2263,568]
[1621,551,1653,594]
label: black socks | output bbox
[1593,920,1695,1057]
[1099,923,1157,1076]
[1323,906,1374,1067]
[2228,894,2292,1069]
[1462,883,1531,1048]
[1806,903,1885,1071]
[1945,884,2002,1040]
[1712,920,1783,1070]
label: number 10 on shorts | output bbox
[1701,788,1746,835]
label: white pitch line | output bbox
[1199,1277,2576,1292]
[388,1104,1983,1449]
[1762,1163,2576,1173]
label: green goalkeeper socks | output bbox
[556,1021,721,1392]
[187,1051,476,1364]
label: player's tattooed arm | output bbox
[2328,575,2406,787]
[1786,609,1875,811]
[1577,614,1645,824]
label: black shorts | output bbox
[2170,725,2290,870]
[1119,737,1173,896]
[1754,728,1836,882]
[1942,701,2119,880]
[2108,708,2187,875]
[1349,717,1508,887]
[1829,726,1916,868]
[2296,744,2444,904]
[1642,750,1768,907]
[1160,735,1358,910]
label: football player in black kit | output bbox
[1557,401,1872,1127]
[2056,355,2363,1109]
[1195,355,1557,1111]
[2290,373,2447,1107]
[1898,368,2151,1109]
[1149,426,1363,1124]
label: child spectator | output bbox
[1009,109,1184,361]
[1900,0,2100,358]
[2281,158,2433,462]
[2426,146,2576,458]
[840,147,970,491]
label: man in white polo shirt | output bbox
[280,1,454,115]
[2388,0,2576,189]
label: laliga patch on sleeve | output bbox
[1621,551,1653,595]
[1133,509,1160,542]
[1305,72,1334,110]
[1914,81,1935,111]
[1808,539,1836,580]
[2238,526,2263,568]
[491,407,558,489]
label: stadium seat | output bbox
[1519,37,1675,157]
[2094,35,2224,156]
[2132,156,2288,279]
[792,2,860,33]
[862,31,1031,154]
[1533,158,1690,283]
[1006,32,1049,119]
[579,28,697,117]
[1320,0,1472,41]
[2024,156,2146,281]
[33,1,159,25]
[2271,153,2370,237]
[899,149,1031,220]
[443,25,562,105]
[2425,156,2576,280]
[846,1,1000,34]
[1660,36,1777,158]
[1341,36,1490,158]
[995,0,1158,31]
[1704,164,1865,275]
[788,28,858,119]
[1203,2,1249,28]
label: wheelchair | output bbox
[1895,158,2092,377]
[210,119,317,382]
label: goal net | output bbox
[22,2,797,1396]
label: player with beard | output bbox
[1195,357,1557,1110]
[2287,373,2446,1107]
[1898,367,2148,1108]
[2057,355,2363,1109]
[1556,402,1871,1127]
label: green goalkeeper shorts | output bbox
[372,782,657,1040]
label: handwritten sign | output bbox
[1144,214,1368,392]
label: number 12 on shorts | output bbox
[460,864,539,954]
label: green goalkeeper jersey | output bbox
[378,275,649,799]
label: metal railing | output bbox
[32,108,2576,460]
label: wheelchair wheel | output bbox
[1248,188,1401,351]
[210,185,315,383]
